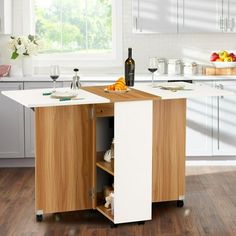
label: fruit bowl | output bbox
[212,62,236,68]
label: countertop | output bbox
[134,82,235,100]
[1,74,236,82]
[2,82,234,108]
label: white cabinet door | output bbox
[0,83,24,158]
[186,82,213,156]
[24,82,63,157]
[114,101,152,223]
[133,0,178,33]
[225,0,236,32]
[213,82,236,155]
[178,0,222,33]
[0,0,12,34]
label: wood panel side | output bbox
[152,99,186,202]
[82,86,160,103]
[35,105,93,214]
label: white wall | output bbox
[1,0,236,75]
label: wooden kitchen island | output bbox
[2,82,232,225]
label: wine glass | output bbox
[50,65,60,92]
[148,57,158,87]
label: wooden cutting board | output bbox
[204,67,236,75]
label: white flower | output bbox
[9,35,42,59]
[16,44,27,55]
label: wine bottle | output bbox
[125,48,135,87]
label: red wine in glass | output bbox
[50,65,60,92]
[148,68,158,73]
[148,57,158,87]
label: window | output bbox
[33,0,122,67]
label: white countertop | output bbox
[1,88,110,108]
[1,74,236,82]
[2,82,235,108]
[134,82,235,100]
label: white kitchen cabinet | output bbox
[186,82,213,156]
[0,83,24,158]
[178,0,221,33]
[133,0,178,33]
[24,82,63,157]
[133,0,236,33]
[186,98,213,156]
[223,0,236,32]
[213,81,236,155]
[0,0,12,34]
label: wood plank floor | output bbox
[0,166,236,236]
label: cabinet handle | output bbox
[217,96,220,150]
[135,17,138,31]
[18,84,22,90]
[219,17,224,31]
[224,18,228,32]
[220,84,224,99]
[228,18,235,31]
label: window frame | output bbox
[29,0,123,68]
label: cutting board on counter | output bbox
[204,67,236,75]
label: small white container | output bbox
[184,62,198,75]
[157,58,167,74]
[168,59,182,75]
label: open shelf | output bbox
[96,152,114,176]
[96,205,114,222]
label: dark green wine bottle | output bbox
[125,48,135,86]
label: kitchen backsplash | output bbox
[1,0,236,75]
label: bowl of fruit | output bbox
[211,50,236,68]
[105,76,130,93]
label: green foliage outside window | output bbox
[34,0,112,54]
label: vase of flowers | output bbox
[9,35,42,76]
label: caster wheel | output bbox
[110,223,118,228]
[36,214,43,222]
[177,200,184,208]
[54,213,62,222]
[137,221,145,225]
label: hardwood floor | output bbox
[0,166,236,236]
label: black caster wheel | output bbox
[54,213,62,222]
[137,221,145,225]
[36,214,43,222]
[177,200,184,208]
[110,223,118,228]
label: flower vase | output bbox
[22,57,33,77]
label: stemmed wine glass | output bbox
[148,57,158,87]
[50,65,60,92]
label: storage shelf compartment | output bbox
[96,152,114,176]
[96,205,114,222]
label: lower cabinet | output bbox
[24,82,63,157]
[186,100,213,156]
[186,82,213,156]
[0,83,24,158]
[95,101,153,224]
[213,81,236,156]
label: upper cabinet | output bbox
[133,0,178,33]
[178,0,221,33]
[224,0,236,32]
[133,0,236,33]
[0,0,12,34]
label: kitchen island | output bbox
[2,82,233,225]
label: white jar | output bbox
[184,62,198,75]
[168,59,182,75]
[157,58,167,75]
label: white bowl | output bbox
[212,62,236,68]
